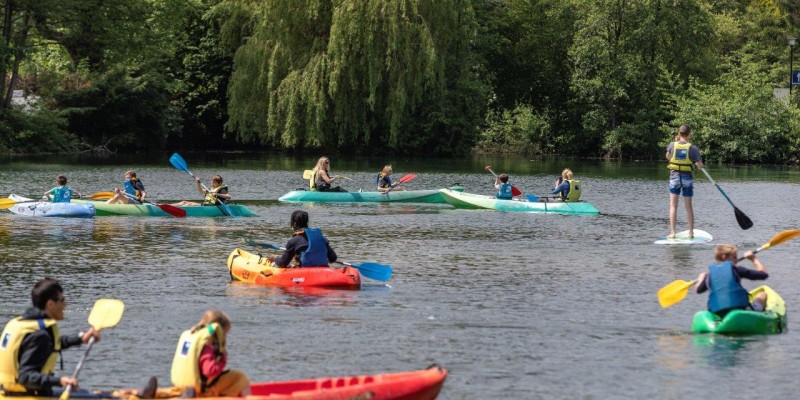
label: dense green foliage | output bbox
[0,0,798,163]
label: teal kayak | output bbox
[278,186,463,203]
[691,285,786,334]
[438,189,600,214]
[73,200,257,217]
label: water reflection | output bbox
[226,281,359,308]
[692,335,755,368]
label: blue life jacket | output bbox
[51,187,73,203]
[496,183,513,199]
[123,180,136,196]
[707,261,750,314]
[299,228,329,267]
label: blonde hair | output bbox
[714,245,737,262]
[561,168,573,180]
[191,309,231,334]
[313,157,330,173]
[381,165,393,175]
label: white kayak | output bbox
[6,194,95,218]
[654,229,712,245]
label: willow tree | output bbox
[226,0,478,152]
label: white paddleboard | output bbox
[654,229,713,245]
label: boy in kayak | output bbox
[44,175,78,202]
[0,278,100,396]
[494,173,513,199]
[170,309,250,397]
[107,170,147,204]
[173,175,231,206]
[666,124,704,239]
[551,168,581,202]
[693,244,768,317]
[271,210,338,267]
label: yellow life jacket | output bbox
[0,317,61,393]
[668,142,694,172]
[309,171,316,191]
[562,179,582,202]
[204,185,229,205]
[170,323,226,391]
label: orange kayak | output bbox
[227,248,361,289]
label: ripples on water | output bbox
[1,158,799,399]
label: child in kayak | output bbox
[173,175,231,206]
[693,244,768,317]
[551,168,581,202]
[170,309,250,397]
[270,210,338,267]
[666,124,704,239]
[44,175,78,202]
[377,165,403,192]
[494,173,513,199]
[107,170,146,204]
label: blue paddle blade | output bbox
[526,194,539,202]
[352,262,392,282]
[169,153,189,173]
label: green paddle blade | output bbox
[657,280,696,308]
[88,298,125,330]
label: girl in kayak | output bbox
[170,309,250,397]
[377,165,403,192]
[44,175,78,202]
[312,156,346,192]
[107,170,146,204]
[693,244,768,317]
[270,210,338,267]
[173,175,231,206]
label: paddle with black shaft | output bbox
[169,153,235,217]
[657,229,800,308]
[242,237,393,282]
[698,168,753,230]
[121,192,186,218]
[302,170,352,181]
[383,173,417,194]
[59,299,125,400]
[484,166,522,197]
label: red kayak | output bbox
[249,365,447,399]
[227,248,361,289]
[97,365,447,400]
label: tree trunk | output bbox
[4,11,28,107]
[0,0,15,109]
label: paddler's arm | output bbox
[694,273,708,293]
[325,238,337,263]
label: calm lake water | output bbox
[1,153,799,399]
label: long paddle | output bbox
[302,169,352,181]
[121,192,186,218]
[657,229,800,308]
[484,166,522,196]
[169,153,234,217]
[242,238,393,282]
[698,168,753,230]
[59,299,125,400]
[81,192,116,201]
[384,173,417,194]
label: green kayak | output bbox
[278,186,463,203]
[73,200,257,217]
[691,285,786,334]
[438,188,600,214]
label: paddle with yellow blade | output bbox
[657,229,800,308]
[302,170,352,181]
[59,299,125,400]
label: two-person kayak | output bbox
[437,189,600,214]
[691,285,786,334]
[278,186,463,203]
[227,248,361,289]
[0,365,447,400]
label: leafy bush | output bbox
[0,108,79,154]
[474,104,551,155]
